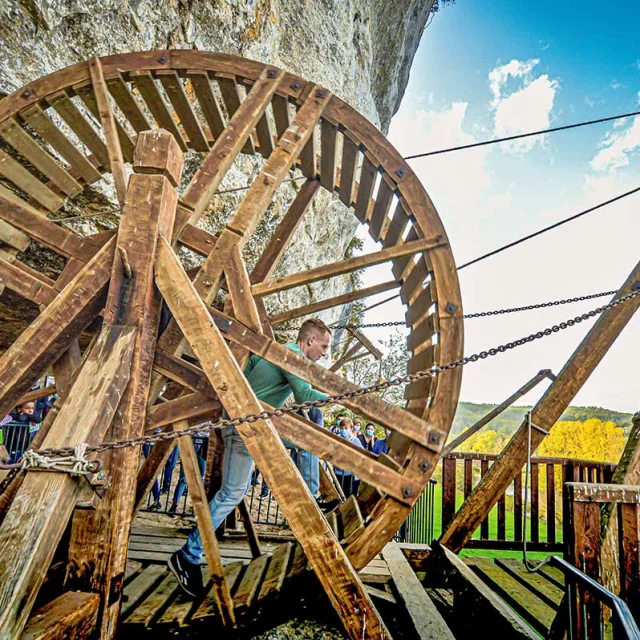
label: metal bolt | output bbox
[158,55,168,64]
[290,81,302,91]
[402,486,414,499]
[418,459,431,473]
[21,88,33,99]
[396,167,407,178]
[428,431,441,444]
[316,90,327,99]
[445,302,458,314]
[97,472,106,480]
[267,69,277,78]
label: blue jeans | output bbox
[173,446,206,503]
[181,426,319,565]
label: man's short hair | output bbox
[297,318,332,342]
[339,417,353,428]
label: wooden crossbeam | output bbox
[249,178,320,284]
[0,237,115,419]
[440,262,640,553]
[207,307,442,451]
[64,130,184,638]
[0,325,136,639]
[441,369,555,457]
[147,392,220,431]
[89,57,128,205]
[154,236,390,640]
[0,257,57,306]
[177,434,235,625]
[347,327,383,360]
[329,342,364,372]
[269,279,399,325]
[253,236,446,297]
[22,592,100,640]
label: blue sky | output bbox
[355,1,640,412]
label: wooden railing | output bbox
[439,452,616,551]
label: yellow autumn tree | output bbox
[537,419,626,463]
[458,429,506,454]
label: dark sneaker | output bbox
[167,501,178,515]
[316,496,340,513]
[149,501,162,512]
[168,551,203,598]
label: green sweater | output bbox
[244,343,327,408]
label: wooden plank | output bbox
[191,561,245,622]
[129,71,188,151]
[0,148,63,211]
[480,460,489,539]
[0,257,57,306]
[269,279,398,324]
[546,464,556,545]
[216,74,255,154]
[0,325,136,639]
[249,178,320,284]
[442,457,456,531]
[497,492,506,540]
[618,503,640,619]
[157,71,209,152]
[513,471,523,542]
[147,392,220,431]
[155,238,391,639]
[383,200,410,247]
[440,260,640,553]
[0,216,30,251]
[121,572,176,627]
[180,67,284,222]
[47,91,110,169]
[119,565,167,619]
[354,153,376,223]
[271,93,291,139]
[21,592,100,640]
[348,328,383,359]
[177,435,235,625]
[464,459,473,498]
[253,236,445,297]
[0,118,82,197]
[319,117,337,191]
[188,72,226,141]
[531,463,539,543]
[233,554,269,613]
[368,176,395,242]
[257,542,292,602]
[494,559,564,609]
[107,73,153,132]
[466,558,556,634]
[19,104,102,184]
[339,496,365,545]
[177,223,218,257]
[63,130,185,638]
[382,542,455,640]
[88,57,128,204]
[254,111,275,159]
[0,237,115,419]
[338,133,359,207]
[238,498,262,559]
[299,127,317,178]
[400,256,429,305]
[405,284,433,328]
[226,244,262,332]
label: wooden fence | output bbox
[440,453,616,551]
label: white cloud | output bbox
[610,79,623,90]
[590,115,640,173]
[488,59,559,154]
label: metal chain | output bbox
[10,286,640,464]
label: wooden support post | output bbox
[155,237,390,640]
[64,130,184,640]
[440,262,640,552]
[177,434,235,625]
[22,592,100,640]
[0,326,136,639]
[441,369,555,456]
[238,498,262,559]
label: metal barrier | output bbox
[396,478,438,544]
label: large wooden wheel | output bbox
[0,52,463,638]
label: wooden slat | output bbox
[368,176,395,242]
[119,565,167,618]
[254,111,275,159]
[233,554,269,613]
[253,236,445,297]
[107,73,152,132]
[0,236,115,419]
[250,178,320,284]
[121,572,176,626]
[19,104,102,184]
[271,93,291,139]
[0,148,63,211]
[405,284,433,328]
[480,460,489,539]
[0,216,30,251]
[464,459,473,498]
[147,392,220,431]
[155,238,390,639]
[400,256,429,304]
[180,67,284,222]
[383,200,411,248]
[299,128,317,178]
[46,91,110,169]
[442,458,456,531]
[319,117,337,191]
[382,542,455,640]
[546,464,556,545]
[338,133,359,206]
[618,503,640,619]
[497,492,506,540]
[0,118,82,197]
[176,223,217,257]
[531,463,539,543]
[88,57,129,202]
[440,260,640,553]
[129,71,188,151]
[270,279,398,324]
[513,471,523,542]
[354,153,377,223]
[494,559,564,609]
[226,244,262,332]
[216,74,255,154]
[188,72,226,140]
[238,498,262,559]
[257,542,293,602]
[191,561,245,622]
[22,592,100,640]
[0,325,136,639]
[157,71,209,151]
[406,314,435,353]
[0,257,57,306]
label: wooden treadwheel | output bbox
[0,51,463,639]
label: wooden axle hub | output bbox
[0,51,463,639]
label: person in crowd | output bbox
[4,402,38,463]
[142,440,163,511]
[161,446,179,496]
[333,418,363,498]
[168,432,208,515]
[330,413,345,434]
[358,422,377,452]
[373,428,392,455]
[170,318,333,597]
[352,418,362,436]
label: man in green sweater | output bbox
[170,318,334,596]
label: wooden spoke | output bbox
[354,152,377,223]
[155,236,390,640]
[253,236,446,297]
[0,257,57,306]
[107,73,153,133]
[188,72,226,141]
[269,279,398,325]
[88,57,128,204]
[216,74,256,154]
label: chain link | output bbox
[15,286,640,463]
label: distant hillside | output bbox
[452,402,634,437]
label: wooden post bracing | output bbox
[0,51,464,636]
